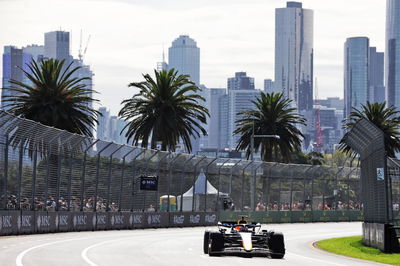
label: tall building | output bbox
[263,79,275,93]
[156,51,168,71]
[97,107,111,140]
[227,72,254,90]
[23,44,44,62]
[225,72,260,148]
[1,46,32,110]
[275,1,314,111]
[369,47,385,103]
[228,89,261,148]
[44,31,93,108]
[168,35,200,85]
[344,37,369,118]
[44,31,70,61]
[208,88,227,149]
[219,94,229,149]
[386,0,400,108]
[97,107,128,145]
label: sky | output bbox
[0,0,387,114]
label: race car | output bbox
[203,220,285,258]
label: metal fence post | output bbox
[192,156,207,212]
[179,155,195,212]
[106,145,125,212]
[118,147,136,212]
[80,139,99,211]
[155,152,172,210]
[3,134,9,210]
[216,159,230,212]
[31,149,38,211]
[66,137,84,211]
[142,151,160,211]
[44,132,64,210]
[16,142,23,210]
[94,142,113,212]
[303,166,314,210]
[55,134,75,211]
[156,152,171,211]
[130,149,145,212]
[204,158,218,212]
[252,163,263,211]
[166,153,182,212]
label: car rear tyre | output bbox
[268,232,285,259]
[203,231,210,254]
[208,232,224,256]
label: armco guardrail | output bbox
[220,210,363,223]
[0,211,218,236]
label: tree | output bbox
[291,151,325,165]
[119,69,209,153]
[306,151,325,165]
[1,58,100,209]
[339,102,400,158]
[2,58,99,137]
[234,92,306,163]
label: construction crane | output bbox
[78,30,91,62]
[314,78,323,152]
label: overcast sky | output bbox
[0,0,386,114]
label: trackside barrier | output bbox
[219,210,363,223]
[0,211,219,236]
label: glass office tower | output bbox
[275,2,314,111]
[386,0,400,108]
[344,37,369,118]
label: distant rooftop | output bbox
[287,1,302,8]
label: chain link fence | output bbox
[0,110,362,217]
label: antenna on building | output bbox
[162,43,165,63]
[78,30,91,62]
[78,29,83,61]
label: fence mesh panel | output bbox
[0,110,363,215]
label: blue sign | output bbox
[140,176,158,191]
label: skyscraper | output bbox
[23,44,44,62]
[344,37,369,118]
[275,1,314,111]
[369,47,385,103]
[264,79,275,93]
[386,0,400,108]
[168,35,200,85]
[208,88,227,149]
[44,31,93,109]
[227,72,254,90]
[1,46,32,110]
[44,31,70,61]
[226,72,260,149]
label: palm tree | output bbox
[119,69,209,153]
[234,92,306,163]
[1,58,100,208]
[339,102,400,157]
[2,58,99,137]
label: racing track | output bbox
[0,222,380,266]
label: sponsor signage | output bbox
[140,176,158,191]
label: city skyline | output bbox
[0,0,386,114]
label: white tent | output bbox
[177,170,226,211]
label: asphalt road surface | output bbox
[0,222,381,266]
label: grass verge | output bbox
[316,236,400,265]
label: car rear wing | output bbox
[218,221,261,228]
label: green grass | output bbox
[316,236,400,265]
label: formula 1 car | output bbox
[203,221,285,258]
